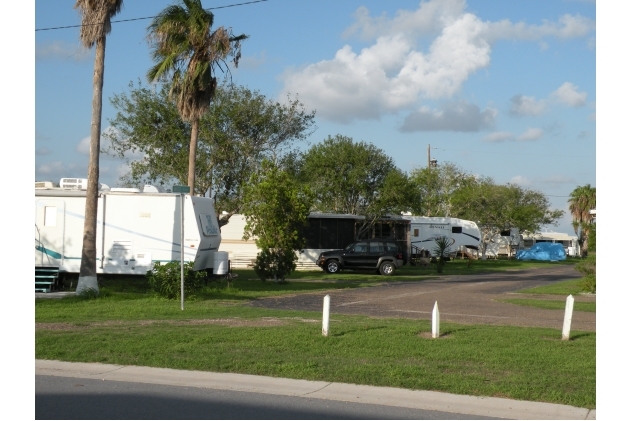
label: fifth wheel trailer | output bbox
[401,216,481,257]
[35,183,222,278]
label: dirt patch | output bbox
[36,317,293,331]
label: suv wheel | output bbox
[379,261,395,276]
[325,260,341,274]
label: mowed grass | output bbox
[36,304,595,409]
[36,270,596,409]
[518,278,588,296]
[498,298,595,312]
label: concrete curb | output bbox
[36,360,595,420]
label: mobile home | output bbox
[219,213,410,269]
[401,216,481,257]
[35,180,222,278]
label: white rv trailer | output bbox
[485,228,523,258]
[401,216,481,257]
[35,181,222,276]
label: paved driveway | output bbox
[248,265,595,332]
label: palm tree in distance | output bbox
[74,0,123,295]
[147,0,247,195]
[568,184,596,256]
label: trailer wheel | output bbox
[379,261,395,276]
[325,260,341,274]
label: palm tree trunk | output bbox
[188,118,199,195]
[77,36,106,295]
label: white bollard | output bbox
[432,301,440,339]
[322,295,330,337]
[562,294,574,340]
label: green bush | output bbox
[576,255,596,294]
[253,248,296,283]
[146,261,206,299]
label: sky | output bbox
[34,0,597,236]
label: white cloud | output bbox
[483,132,514,142]
[400,101,497,132]
[510,175,531,186]
[516,128,543,141]
[36,40,91,62]
[280,0,594,124]
[551,82,587,107]
[510,95,547,116]
[36,161,86,182]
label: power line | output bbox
[35,0,269,32]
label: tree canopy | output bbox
[104,81,316,224]
[298,135,421,234]
[568,184,596,256]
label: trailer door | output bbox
[35,199,65,267]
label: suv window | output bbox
[369,241,384,253]
[352,242,368,252]
[385,242,399,253]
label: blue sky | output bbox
[34,0,597,235]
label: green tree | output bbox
[104,81,315,224]
[241,160,313,283]
[568,184,596,256]
[74,0,123,295]
[147,0,247,194]
[408,162,478,217]
[299,135,420,236]
[451,180,564,258]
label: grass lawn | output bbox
[498,298,595,312]
[36,259,595,409]
[518,278,588,296]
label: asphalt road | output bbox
[248,265,595,331]
[35,375,498,420]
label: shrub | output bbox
[253,248,296,283]
[576,255,596,294]
[146,261,206,299]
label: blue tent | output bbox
[516,242,566,261]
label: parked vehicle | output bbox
[316,239,404,276]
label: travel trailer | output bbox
[485,228,523,258]
[35,180,223,282]
[401,216,481,258]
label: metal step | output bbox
[35,266,59,293]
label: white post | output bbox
[562,294,574,340]
[322,295,330,337]
[432,301,440,338]
[180,193,185,311]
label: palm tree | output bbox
[147,0,247,195]
[74,0,123,295]
[568,184,596,256]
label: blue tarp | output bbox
[516,242,566,261]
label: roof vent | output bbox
[60,178,88,190]
[35,181,54,189]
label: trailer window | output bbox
[44,206,57,226]
[452,227,462,234]
[500,230,511,236]
[413,229,419,237]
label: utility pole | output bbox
[427,144,431,170]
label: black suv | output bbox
[316,239,405,276]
